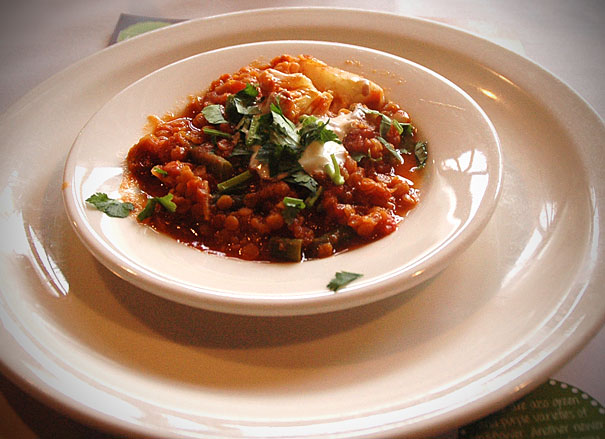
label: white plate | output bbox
[63,40,501,316]
[0,8,603,439]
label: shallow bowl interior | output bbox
[63,40,501,316]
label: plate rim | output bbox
[1,7,603,438]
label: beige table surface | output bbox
[1,1,603,438]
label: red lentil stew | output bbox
[125,54,428,262]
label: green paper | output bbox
[460,379,604,438]
[117,21,173,42]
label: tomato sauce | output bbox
[125,54,426,262]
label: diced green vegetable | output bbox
[190,148,234,181]
[86,193,134,218]
[414,141,428,168]
[283,197,306,209]
[156,193,177,212]
[327,271,363,291]
[246,114,262,146]
[269,237,303,262]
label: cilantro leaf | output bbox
[254,143,276,164]
[270,98,299,148]
[327,271,363,291]
[86,193,134,218]
[239,83,259,100]
[201,105,228,125]
[137,193,177,221]
[377,137,404,164]
[304,186,323,208]
[225,83,261,122]
[362,107,405,137]
[284,169,319,194]
[203,127,232,138]
[156,193,177,212]
[282,196,306,225]
[229,144,253,158]
[298,115,340,147]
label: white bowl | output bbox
[63,40,501,316]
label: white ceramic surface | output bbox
[1,8,604,439]
[63,40,501,316]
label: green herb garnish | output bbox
[86,193,134,218]
[225,83,261,122]
[282,196,306,225]
[137,193,177,221]
[201,104,228,125]
[362,108,405,137]
[152,166,168,176]
[327,271,363,291]
[304,186,323,208]
[298,115,340,147]
[203,127,232,139]
[217,170,252,193]
[324,153,345,186]
[284,168,319,194]
[377,137,404,164]
[270,98,300,149]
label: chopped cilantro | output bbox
[137,193,177,221]
[156,193,177,212]
[225,83,261,122]
[201,105,228,125]
[327,271,363,291]
[304,186,323,208]
[282,196,306,224]
[377,137,404,164]
[254,142,275,164]
[362,108,404,137]
[203,127,232,138]
[350,151,367,162]
[324,153,345,186]
[298,115,340,146]
[229,144,253,158]
[284,169,319,194]
[239,83,259,99]
[86,193,134,218]
[270,98,300,149]
[152,166,168,176]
